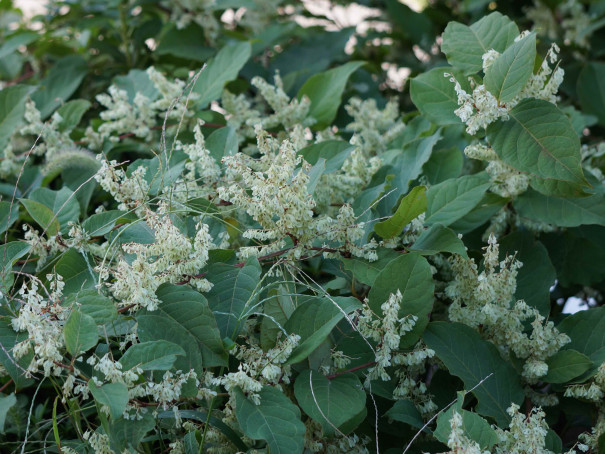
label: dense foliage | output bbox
[1,0,605,452]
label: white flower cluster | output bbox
[84,67,196,148]
[11,274,68,376]
[90,85,156,144]
[103,204,214,311]
[218,126,316,257]
[447,411,489,454]
[447,403,560,454]
[357,291,436,413]
[345,97,406,155]
[20,99,74,160]
[447,235,570,382]
[217,334,300,404]
[304,419,371,454]
[314,204,378,262]
[147,66,198,120]
[250,74,313,131]
[162,0,219,41]
[465,143,529,198]
[447,37,564,136]
[94,158,149,213]
[176,119,221,195]
[314,148,382,210]
[83,431,115,454]
[22,224,65,270]
[560,0,593,48]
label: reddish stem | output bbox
[0,379,14,393]
[326,361,377,380]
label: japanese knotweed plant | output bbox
[1,2,605,454]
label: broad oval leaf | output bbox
[410,67,470,125]
[484,33,536,102]
[423,322,525,427]
[514,190,605,227]
[410,223,468,258]
[487,99,586,190]
[235,386,305,454]
[119,340,185,371]
[193,42,252,109]
[285,296,360,365]
[88,381,129,419]
[368,253,434,347]
[577,62,605,127]
[441,12,519,74]
[375,185,426,239]
[206,258,261,340]
[542,350,592,384]
[64,310,98,356]
[294,370,366,435]
[298,61,364,129]
[425,173,491,226]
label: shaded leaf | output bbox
[235,386,305,454]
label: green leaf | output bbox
[577,62,605,127]
[542,350,592,384]
[558,306,605,361]
[384,399,423,428]
[0,84,33,150]
[55,99,91,132]
[0,32,37,60]
[114,69,159,102]
[285,296,360,364]
[294,370,366,435]
[137,314,204,374]
[298,61,365,128]
[260,286,295,350]
[514,190,605,227]
[139,284,227,368]
[374,186,426,239]
[235,386,305,454]
[499,231,555,316]
[0,393,17,433]
[0,241,31,289]
[368,253,434,347]
[29,187,80,232]
[193,41,252,109]
[31,56,88,119]
[0,319,34,390]
[484,33,536,102]
[20,199,61,236]
[423,147,463,184]
[158,410,249,452]
[81,210,126,237]
[425,173,491,226]
[206,125,238,161]
[206,258,261,339]
[441,12,519,74]
[64,310,98,355]
[156,24,214,61]
[410,67,471,125]
[298,140,353,173]
[64,289,117,325]
[434,395,498,449]
[449,193,508,234]
[487,99,586,190]
[0,201,19,235]
[341,249,400,287]
[119,340,185,371]
[410,223,468,258]
[423,322,525,427]
[109,413,155,451]
[88,381,129,419]
[54,249,98,295]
